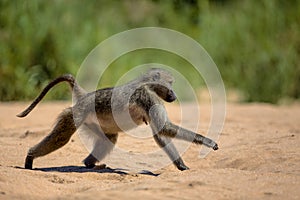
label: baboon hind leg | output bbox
[25,108,77,169]
[83,133,118,168]
[80,122,118,168]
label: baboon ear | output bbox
[152,72,160,81]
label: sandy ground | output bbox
[0,101,299,200]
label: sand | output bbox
[0,101,299,200]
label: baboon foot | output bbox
[177,163,190,171]
[83,154,98,168]
[213,143,219,150]
[25,155,33,169]
[84,162,96,169]
[174,158,189,171]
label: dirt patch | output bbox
[0,102,299,199]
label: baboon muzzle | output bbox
[166,90,177,102]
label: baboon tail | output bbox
[17,74,86,118]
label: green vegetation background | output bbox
[0,0,299,103]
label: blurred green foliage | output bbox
[0,0,299,103]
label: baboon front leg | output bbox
[148,105,218,149]
[161,122,219,150]
[25,108,76,169]
[149,104,218,171]
[153,134,189,171]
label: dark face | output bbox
[142,68,177,102]
[165,88,177,102]
[151,84,177,102]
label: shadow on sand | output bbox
[14,165,160,176]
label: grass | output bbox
[0,0,299,103]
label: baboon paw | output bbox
[212,143,219,150]
[177,164,190,171]
[25,156,33,169]
[25,163,33,170]
[85,163,96,169]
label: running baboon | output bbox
[18,68,218,171]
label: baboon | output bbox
[18,68,218,171]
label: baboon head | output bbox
[141,68,177,102]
